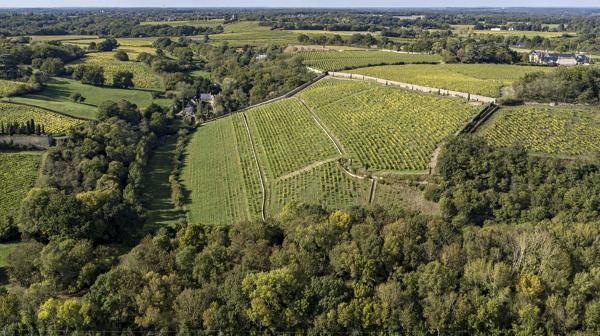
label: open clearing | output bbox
[479,105,600,157]
[347,63,555,97]
[299,50,442,71]
[140,19,224,27]
[0,151,42,224]
[5,78,161,120]
[0,102,81,133]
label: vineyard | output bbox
[298,78,480,172]
[0,102,81,133]
[245,98,340,180]
[299,50,442,71]
[480,105,600,156]
[208,21,301,47]
[0,79,25,97]
[70,53,164,90]
[183,77,478,223]
[0,151,42,224]
[348,64,555,97]
[269,161,370,214]
[182,116,262,226]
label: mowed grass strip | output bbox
[142,137,187,229]
[300,50,442,71]
[299,78,480,172]
[0,102,81,133]
[245,98,340,180]
[0,151,42,224]
[348,64,555,97]
[480,105,600,156]
[5,78,158,120]
[182,117,254,226]
[269,161,370,215]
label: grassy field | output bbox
[299,50,442,71]
[142,137,186,229]
[298,78,480,172]
[245,98,340,180]
[348,64,555,97]
[5,78,160,120]
[0,102,81,133]
[0,151,42,224]
[480,105,600,157]
[182,116,263,225]
[141,19,224,27]
[69,53,164,90]
[0,242,21,268]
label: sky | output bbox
[0,0,599,8]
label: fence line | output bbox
[328,71,497,103]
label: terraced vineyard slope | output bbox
[300,50,442,71]
[348,64,555,97]
[480,105,600,157]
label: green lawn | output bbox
[5,78,167,120]
[142,137,186,230]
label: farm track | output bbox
[297,97,345,155]
[275,157,341,182]
[242,112,267,221]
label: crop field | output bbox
[27,35,98,42]
[298,78,480,171]
[299,50,442,71]
[0,102,81,133]
[269,161,370,214]
[70,53,164,90]
[0,80,27,97]
[347,64,555,97]
[480,105,600,156]
[467,30,577,38]
[208,21,299,46]
[141,19,224,27]
[245,98,340,179]
[5,78,160,120]
[182,116,263,225]
[0,151,42,225]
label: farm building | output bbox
[529,51,592,66]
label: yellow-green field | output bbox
[69,52,164,90]
[0,151,42,225]
[348,64,556,97]
[480,105,600,157]
[0,80,26,97]
[140,19,224,27]
[299,50,441,71]
[0,102,81,133]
